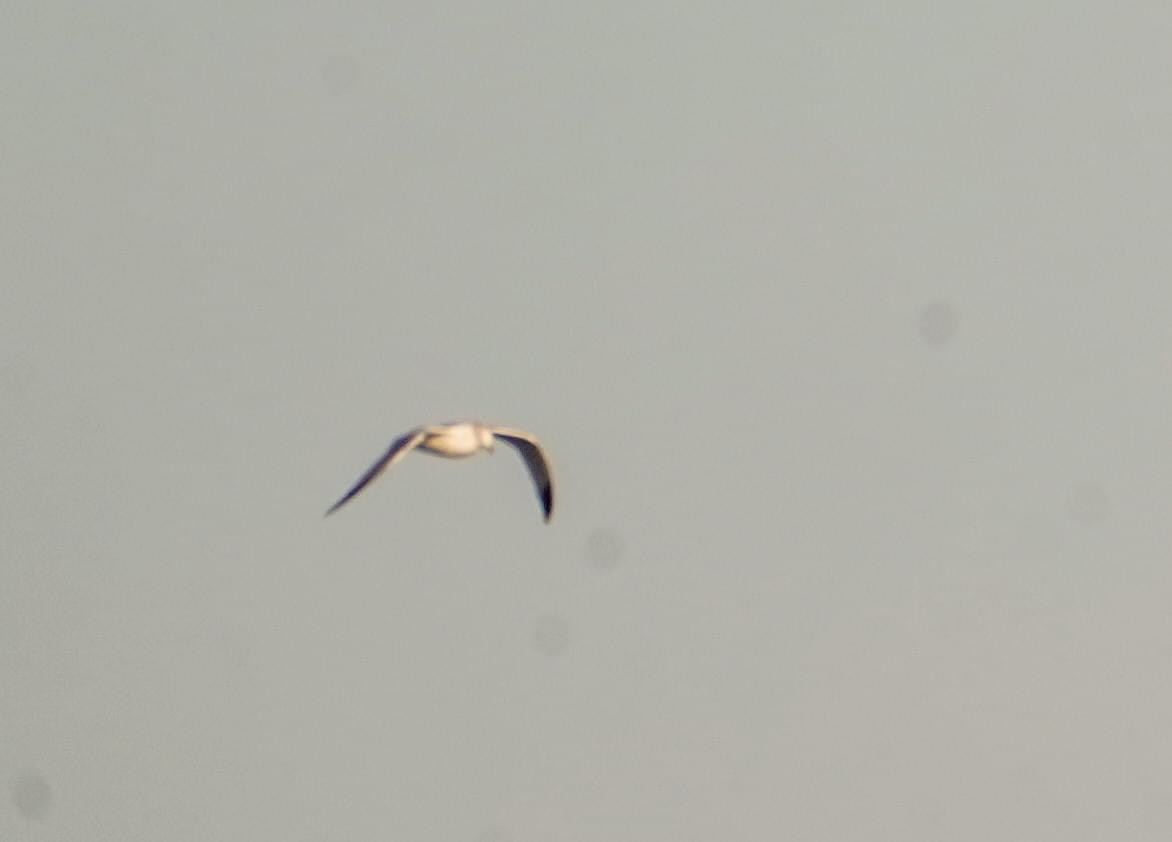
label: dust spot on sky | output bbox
[532,613,571,657]
[12,772,52,820]
[1066,481,1110,525]
[583,527,625,572]
[918,300,959,347]
[321,53,360,95]
[476,826,511,842]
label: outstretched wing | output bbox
[325,429,426,515]
[490,427,554,522]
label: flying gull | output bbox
[326,421,554,522]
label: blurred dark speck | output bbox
[12,772,52,820]
[583,527,625,572]
[918,300,959,348]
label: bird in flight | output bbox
[325,421,554,522]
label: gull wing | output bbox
[325,429,426,515]
[490,427,554,522]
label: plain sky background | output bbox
[3,3,1172,840]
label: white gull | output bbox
[326,421,554,522]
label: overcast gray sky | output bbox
[3,3,1172,840]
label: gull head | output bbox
[477,424,496,453]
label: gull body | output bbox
[326,421,554,521]
[417,422,495,458]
